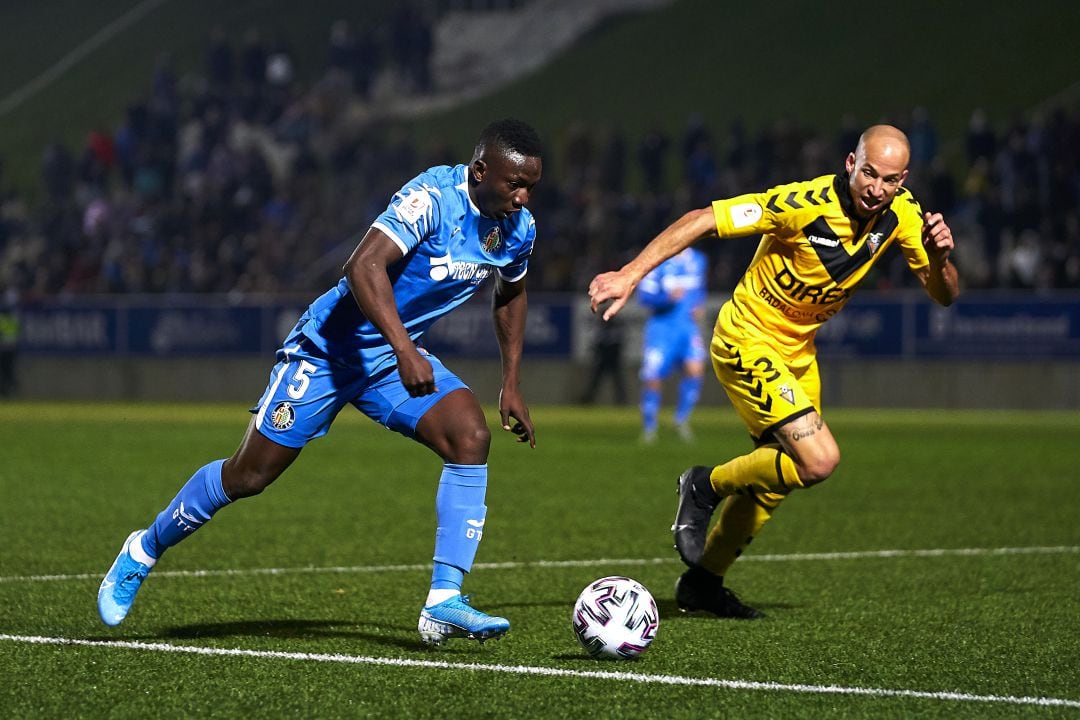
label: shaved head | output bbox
[855,125,911,169]
[845,124,910,218]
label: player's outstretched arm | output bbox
[493,275,535,447]
[920,211,960,307]
[588,207,717,321]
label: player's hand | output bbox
[396,346,436,397]
[588,271,634,321]
[922,211,955,263]
[499,387,535,448]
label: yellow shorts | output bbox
[710,330,821,443]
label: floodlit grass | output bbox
[1,402,1078,718]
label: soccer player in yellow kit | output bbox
[588,125,959,617]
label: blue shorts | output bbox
[250,338,469,448]
[640,319,707,381]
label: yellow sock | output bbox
[708,445,803,496]
[700,492,784,577]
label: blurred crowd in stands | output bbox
[0,15,1078,306]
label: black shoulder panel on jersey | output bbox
[803,209,894,282]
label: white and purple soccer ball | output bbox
[572,576,659,660]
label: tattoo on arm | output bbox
[786,415,824,442]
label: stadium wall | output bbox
[14,355,1080,410]
[12,292,1080,410]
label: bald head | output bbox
[845,124,911,218]
[855,125,911,169]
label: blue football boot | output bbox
[97,530,154,627]
[418,595,510,645]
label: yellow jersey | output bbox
[710,172,930,363]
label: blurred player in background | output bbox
[589,125,958,618]
[98,118,544,645]
[636,247,708,443]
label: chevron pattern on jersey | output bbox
[765,183,832,213]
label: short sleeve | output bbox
[371,176,445,255]
[498,215,536,282]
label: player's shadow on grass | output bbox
[159,619,422,650]
[655,598,796,618]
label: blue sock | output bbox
[141,459,233,559]
[675,375,704,425]
[641,386,661,432]
[430,463,487,590]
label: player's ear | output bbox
[471,159,487,183]
[898,168,909,187]
[844,152,856,174]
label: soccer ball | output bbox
[572,576,659,660]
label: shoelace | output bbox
[113,564,149,602]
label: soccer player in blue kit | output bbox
[97,118,543,645]
[636,247,708,443]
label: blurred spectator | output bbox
[3,17,1079,302]
[41,142,74,201]
[638,125,670,194]
[966,108,997,165]
[907,106,938,172]
[206,27,235,92]
[390,2,434,94]
[240,28,268,90]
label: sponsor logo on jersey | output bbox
[481,227,502,253]
[808,234,840,248]
[271,401,295,431]
[772,266,851,305]
[429,250,493,284]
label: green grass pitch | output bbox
[1,402,1078,718]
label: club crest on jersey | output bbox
[778,384,796,405]
[482,227,502,253]
[866,231,885,254]
[270,402,295,431]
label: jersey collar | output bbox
[457,165,482,216]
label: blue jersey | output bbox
[292,164,536,376]
[637,248,708,381]
[637,248,707,320]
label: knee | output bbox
[221,461,278,499]
[449,425,492,464]
[796,448,840,487]
[432,418,494,464]
[442,422,491,465]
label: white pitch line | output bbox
[1,634,1077,710]
[0,0,169,118]
[1,545,1076,585]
